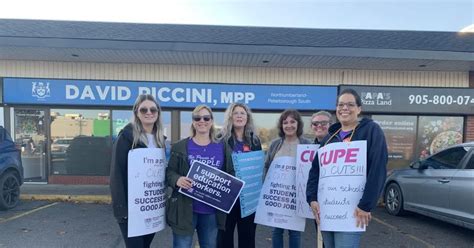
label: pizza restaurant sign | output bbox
[340,85,474,114]
[360,91,392,106]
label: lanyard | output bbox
[324,124,357,146]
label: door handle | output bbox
[437,178,450,183]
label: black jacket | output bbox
[110,123,148,223]
[306,117,388,212]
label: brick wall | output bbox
[466,116,474,142]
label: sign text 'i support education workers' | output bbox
[318,141,367,232]
[179,160,245,213]
[127,148,167,237]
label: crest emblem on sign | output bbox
[32,82,51,99]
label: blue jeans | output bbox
[272,228,301,248]
[173,213,218,248]
[321,231,362,248]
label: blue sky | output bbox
[2,0,473,31]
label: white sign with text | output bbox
[255,156,306,231]
[318,141,367,232]
[127,148,167,237]
[296,144,319,219]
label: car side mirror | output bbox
[411,161,427,170]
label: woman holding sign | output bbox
[217,103,262,248]
[110,94,166,248]
[166,105,235,248]
[306,88,388,248]
[264,109,311,248]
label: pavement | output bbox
[20,183,112,204]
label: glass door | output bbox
[14,108,48,182]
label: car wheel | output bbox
[384,182,405,216]
[0,171,21,210]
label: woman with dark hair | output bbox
[217,103,262,248]
[306,88,388,248]
[264,109,312,248]
[166,104,235,248]
[110,94,166,248]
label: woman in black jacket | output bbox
[110,94,166,248]
[217,103,262,248]
[306,89,388,248]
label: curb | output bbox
[20,194,111,204]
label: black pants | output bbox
[217,200,256,248]
[118,222,156,248]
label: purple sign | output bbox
[179,160,245,213]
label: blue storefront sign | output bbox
[3,78,337,110]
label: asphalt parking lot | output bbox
[0,200,473,248]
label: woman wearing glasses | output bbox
[166,105,235,248]
[311,111,332,145]
[110,94,166,248]
[265,109,312,248]
[216,103,262,248]
[306,88,388,248]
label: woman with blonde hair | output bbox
[217,103,262,248]
[110,94,166,247]
[166,104,235,248]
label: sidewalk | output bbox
[20,183,111,204]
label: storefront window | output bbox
[417,116,463,160]
[50,109,111,176]
[14,109,47,182]
[373,115,417,170]
[112,110,171,139]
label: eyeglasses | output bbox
[312,121,330,127]
[337,102,357,108]
[192,115,212,122]
[138,107,158,114]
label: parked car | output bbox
[0,126,24,210]
[65,136,111,175]
[51,138,73,159]
[384,142,474,230]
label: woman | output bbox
[265,109,312,248]
[166,104,235,248]
[217,103,262,248]
[110,94,166,248]
[306,88,388,248]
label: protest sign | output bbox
[179,160,245,213]
[232,150,265,218]
[254,156,306,231]
[254,208,306,232]
[296,144,319,219]
[127,148,167,237]
[318,141,367,232]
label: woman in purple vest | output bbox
[217,103,262,248]
[166,105,235,248]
